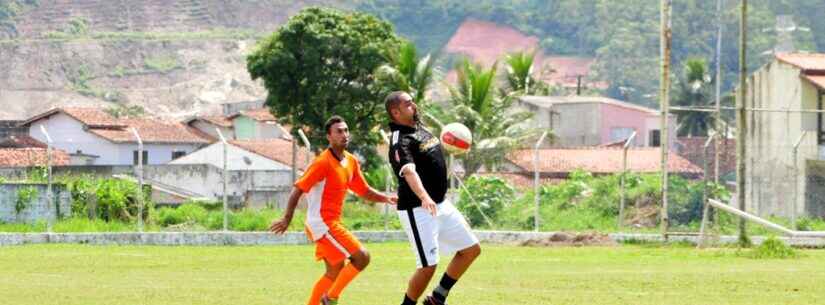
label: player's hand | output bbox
[387,194,398,205]
[422,198,437,216]
[269,216,291,235]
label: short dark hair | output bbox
[324,115,346,134]
[384,91,410,121]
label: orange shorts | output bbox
[307,222,362,265]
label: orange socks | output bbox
[327,264,361,300]
[307,275,334,305]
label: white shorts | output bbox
[397,199,479,268]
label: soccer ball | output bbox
[440,122,472,155]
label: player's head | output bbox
[325,115,349,149]
[385,91,418,125]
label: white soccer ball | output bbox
[440,122,472,155]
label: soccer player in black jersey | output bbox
[385,91,481,305]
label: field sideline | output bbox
[0,243,823,305]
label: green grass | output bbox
[0,243,823,305]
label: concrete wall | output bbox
[805,160,825,217]
[0,164,295,208]
[555,103,601,146]
[0,183,71,223]
[746,59,821,217]
[233,116,255,139]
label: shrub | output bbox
[457,176,516,227]
[743,236,797,259]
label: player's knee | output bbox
[463,244,481,259]
[351,249,370,270]
[419,265,437,276]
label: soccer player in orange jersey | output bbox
[269,115,397,305]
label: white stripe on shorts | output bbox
[324,234,351,258]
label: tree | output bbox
[501,51,555,96]
[672,58,715,137]
[431,59,540,177]
[247,7,402,162]
[374,40,436,105]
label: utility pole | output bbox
[714,0,724,185]
[660,0,672,238]
[736,0,749,246]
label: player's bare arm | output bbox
[401,166,437,216]
[361,188,398,205]
[269,187,303,234]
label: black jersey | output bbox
[388,122,449,210]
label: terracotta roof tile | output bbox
[507,147,702,174]
[90,118,209,144]
[0,135,47,148]
[0,148,69,167]
[230,139,310,169]
[198,115,233,127]
[776,53,825,71]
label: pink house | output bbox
[518,95,678,149]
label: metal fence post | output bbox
[533,131,548,232]
[40,126,53,233]
[216,128,229,231]
[791,131,808,230]
[619,131,637,229]
[130,128,145,232]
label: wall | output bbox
[745,59,819,217]
[0,183,71,223]
[233,116,255,140]
[805,160,825,217]
[114,143,201,165]
[0,164,295,207]
[554,103,600,146]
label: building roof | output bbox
[186,115,233,128]
[0,135,47,148]
[230,108,277,122]
[775,53,825,72]
[20,107,126,128]
[520,95,662,115]
[90,118,209,144]
[22,107,209,145]
[802,75,825,90]
[230,139,310,169]
[506,147,702,174]
[0,148,70,167]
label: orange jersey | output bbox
[295,148,369,241]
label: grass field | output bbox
[0,243,823,305]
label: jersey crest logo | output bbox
[419,137,440,151]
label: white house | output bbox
[19,107,209,165]
[184,115,234,141]
[169,138,308,171]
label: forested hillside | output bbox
[359,0,825,106]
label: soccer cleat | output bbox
[422,295,446,305]
[320,294,338,305]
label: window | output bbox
[610,127,635,143]
[172,150,187,160]
[133,150,148,165]
[650,129,661,147]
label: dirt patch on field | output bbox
[520,232,616,247]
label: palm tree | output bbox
[502,51,556,97]
[374,41,435,104]
[432,59,541,177]
[672,58,715,137]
